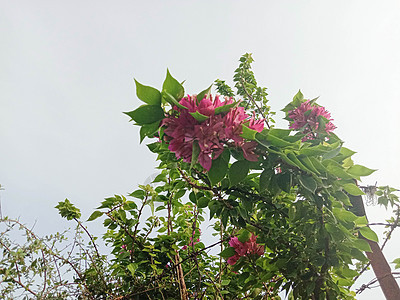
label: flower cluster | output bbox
[162,94,264,170]
[227,234,264,265]
[288,100,336,141]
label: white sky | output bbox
[1,1,400,298]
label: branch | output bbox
[356,272,400,294]
[380,206,400,251]
[239,77,270,129]
[74,217,101,259]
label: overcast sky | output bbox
[1,1,400,298]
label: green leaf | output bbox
[317,115,329,133]
[220,247,236,258]
[134,79,161,105]
[340,147,357,159]
[215,101,238,115]
[162,91,188,109]
[153,173,167,183]
[189,191,197,204]
[276,172,292,193]
[127,201,137,210]
[269,128,292,138]
[190,111,209,122]
[298,156,320,174]
[266,134,294,148]
[298,175,317,193]
[337,278,353,287]
[127,263,138,276]
[197,197,209,209]
[147,142,159,153]
[155,205,165,212]
[240,125,258,140]
[162,69,184,100]
[259,169,273,192]
[351,248,368,262]
[325,223,343,241]
[299,145,330,156]
[322,144,342,160]
[392,258,400,269]
[238,230,252,243]
[342,156,354,168]
[282,90,303,113]
[392,258,400,264]
[228,160,250,186]
[293,90,304,103]
[359,227,379,242]
[334,191,352,206]
[326,164,353,180]
[308,157,327,173]
[208,154,229,186]
[124,105,164,125]
[354,216,368,226]
[342,183,365,196]
[221,279,231,286]
[287,152,313,173]
[332,207,357,222]
[352,239,372,252]
[55,199,81,220]
[87,211,103,222]
[129,189,145,199]
[139,121,160,143]
[197,84,212,103]
[347,165,376,177]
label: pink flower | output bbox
[227,234,264,265]
[288,100,336,141]
[227,254,240,265]
[120,244,133,254]
[229,237,247,256]
[162,95,264,170]
[197,97,216,116]
[224,106,248,143]
[248,112,265,132]
[244,234,265,256]
[242,141,259,162]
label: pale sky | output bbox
[1,1,400,298]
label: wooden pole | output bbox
[349,194,400,300]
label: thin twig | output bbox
[74,217,101,259]
[380,206,400,251]
[239,78,270,129]
[356,272,400,294]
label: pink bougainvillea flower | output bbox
[229,237,247,256]
[227,233,264,265]
[241,141,259,162]
[248,112,265,133]
[224,106,249,143]
[227,254,240,265]
[197,97,216,116]
[162,94,265,170]
[244,234,265,256]
[288,100,336,141]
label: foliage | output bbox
[0,216,107,299]
[1,54,400,299]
